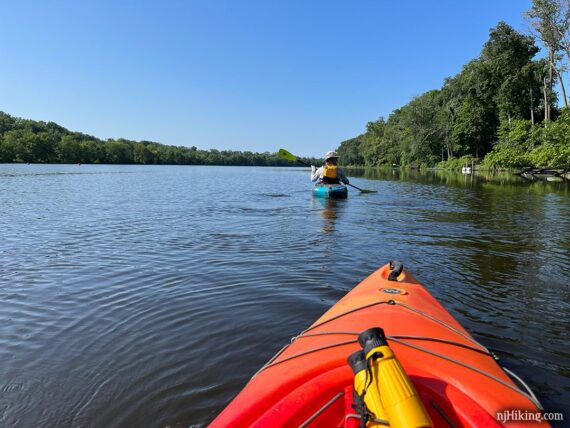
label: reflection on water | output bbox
[348,167,569,193]
[0,164,568,426]
[312,197,345,234]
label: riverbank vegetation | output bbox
[0,111,319,166]
[337,0,570,170]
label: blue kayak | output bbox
[313,183,348,199]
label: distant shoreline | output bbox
[0,111,321,167]
[0,162,312,167]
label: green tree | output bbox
[452,95,495,158]
[337,136,364,165]
[482,21,541,123]
[0,132,17,162]
[400,90,444,166]
[359,118,386,166]
[105,139,133,164]
[526,0,569,108]
[2,130,34,162]
[57,135,82,163]
[0,111,16,135]
[80,139,106,163]
[133,143,154,164]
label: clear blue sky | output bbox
[1,0,533,157]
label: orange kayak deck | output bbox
[211,263,546,427]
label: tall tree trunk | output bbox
[530,85,535,126]
[542,77,550,128]
[549,48,554,110]
[446,142,452,159]
[552,65,568,108]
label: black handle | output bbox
[388,260,404,281]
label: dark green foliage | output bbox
[437,155,476,170]
[0,111,320,166]
[57,135,82,163]
[483,108,570,168]
[481,146,532,169]
[339,21,565,169]
[337,136,364,166]
[451,95,495,158]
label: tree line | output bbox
[337,0,570,169]
[0,112,319,167]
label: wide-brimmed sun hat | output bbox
[324,151,339,160]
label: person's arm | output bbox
[338,167,349,184]
[311,166,321,182]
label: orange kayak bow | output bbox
[211,262,546,427]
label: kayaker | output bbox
[311,151,349,185]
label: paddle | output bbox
[346,183,376,193]
[278,148,311,167]
[278,148,377,193]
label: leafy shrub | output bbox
[481,146,531,169]
[498,120,533,149]
[529,144,570,168]
[436,155,475,170]
[540,111,570,146]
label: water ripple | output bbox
[0,164,568,426]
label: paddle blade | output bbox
[278,148,298,162]
[347,183,377,193]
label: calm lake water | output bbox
[0,164,568,427]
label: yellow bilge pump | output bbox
[348,327,433,428]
